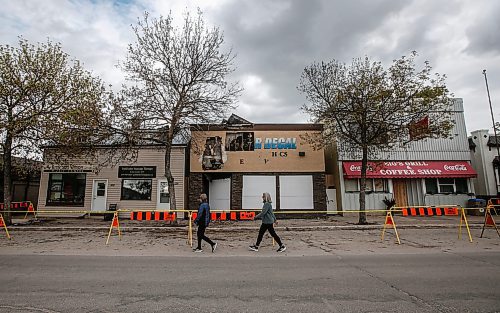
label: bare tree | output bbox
[298,52,454,224]
[120,9,241,210]
[0,39,115,224]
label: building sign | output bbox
[343,161,477,178]
[191,129,324,173]
[255,137,297,149]
[118,166,156,178]
[44,169,93,173]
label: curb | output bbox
[5,224,484,232]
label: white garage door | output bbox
[279,175,314,210]
[209,178,231,211]
[242,176,276,210]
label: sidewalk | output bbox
[1,213,497,258]
[7,213,488,231]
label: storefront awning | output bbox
[343,161,477,178]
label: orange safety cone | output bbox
[0,215,11,240]
[480,207,500,238]
[381,210,400,244]
[106,212,122,245]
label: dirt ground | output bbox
[1,214,498,257]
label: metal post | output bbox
[482,70,500,194]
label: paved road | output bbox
[0,252,499,313]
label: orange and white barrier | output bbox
[191,211,256,221]
[400,206,458,216]
[130,211,176,221]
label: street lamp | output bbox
[482,70,500,194]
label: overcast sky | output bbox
[1,0,499,134]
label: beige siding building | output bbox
[38,146,186,217]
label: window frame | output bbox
[425,178,469,194]
[46,173,86,207]
[344,178,389,193]
[120,179,153,201]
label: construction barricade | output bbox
[0,201,35,219]
[480,198,500,238]
[381,209,400,244]
[392,205,472,243]
[0,214,11,240]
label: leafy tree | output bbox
[119,9,241,210]
[298,52,454,224]
[0,39,113,224]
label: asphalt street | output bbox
[0,252,499,313]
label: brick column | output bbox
[313,173,326,211]
[231,173,242,211]
[188,173,203,211]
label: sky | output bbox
[1,0,499,134]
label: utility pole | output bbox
[483,70,500,194]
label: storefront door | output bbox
[157,180,170,210]
[392,179,408,208]
[92,180,108,211]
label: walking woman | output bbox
[249,192,286,253]
[193,193,217,253]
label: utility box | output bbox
[466,199,486,216]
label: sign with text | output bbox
[118,166,156,178]
[343,161,477,178]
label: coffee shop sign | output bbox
[254,137,297,149]
[348,161,469,176]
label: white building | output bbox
[330,98,477,211]
[469,129,500,197]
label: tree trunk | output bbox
[358,146,368,225]
[164,143,176,211]
[2,132,13,225]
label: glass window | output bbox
[225,132,254,151]
[455,179,468,194]
[345,179,358,192]
[373,179,388,192]
[438,178,455,194]
[159,182,170,204]
[425,179,438,194]
[46,173,86,206]
[364,179,373,192]
[121,179,152,200]
[345,179,388,192]
[425,178,469,194]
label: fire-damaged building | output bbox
[187,114,326,214]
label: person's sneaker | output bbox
[248,245,259,252]
[193,248,203,253]
[277,245,287,253]
[212,242,217,253]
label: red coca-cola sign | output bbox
[343,161,476,178]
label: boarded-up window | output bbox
[279,175,313,210]
[242,176,276,209]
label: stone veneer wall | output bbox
[188,173,203,212]
[312,173,326,211]
[230,173,243,211]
